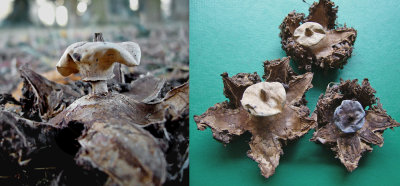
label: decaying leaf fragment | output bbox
[76,120,166,186]
[194,57,316,178]
[19,65,82,121]
[311,79,400,171]
[279,0,357,71]
[0,110,58,165]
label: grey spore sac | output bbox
[333,100,366,133]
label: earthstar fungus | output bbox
[311,79,400,171]
[52,33,169,185]
[280,0,357,71]
[194,57,316,178]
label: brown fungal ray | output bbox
[162,82,189,121]
[124,75,166,103]
[194,101,251,144]
[263,57,313,105]
[311,79,400,171]
[305,0,338,29]
[76,120,166,186]
[221,72,261,108]
[194,58,316,178]
[19,65,82,121]
[308,28,357,69]
[245,103,316,178]
[279,0,357,71]
[194,72,261,143]
[49,93,167,129]
[279,11,305,41]
[335,134,370,172]
[247,134,282,178]
[263,57,296,84]
[50,81,189,129]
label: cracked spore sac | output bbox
[333,100,365,133]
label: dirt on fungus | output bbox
[194,57,316,178]
[311,79,400,171]
[279,0,357,71]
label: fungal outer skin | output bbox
[333,100,366,133]
[56,41,141,81]
[311,79,400,171]
[19,65,82,121]
[194,57,316,179]
[279,0,357,71]
[241,82,286,117]
[294,22,326,47]
[76,120,166,186]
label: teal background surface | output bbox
[190,0,400,185]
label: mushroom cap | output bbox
[293,22,326,47]
[333,100,366,133]
[240,82,286,117]
[56,41,141,81]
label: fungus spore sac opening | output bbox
[333,100,365,133]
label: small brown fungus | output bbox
[311,79,400,171]
[279,0,357,71]
[194,57,316,178]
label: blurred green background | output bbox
[190,0,400,185]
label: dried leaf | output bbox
[124,75,166,103]
[49,93,167,128]
[76,121,166,186]
[162,82,189,121]
[0,110,58,163]
[19,65,82,121]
